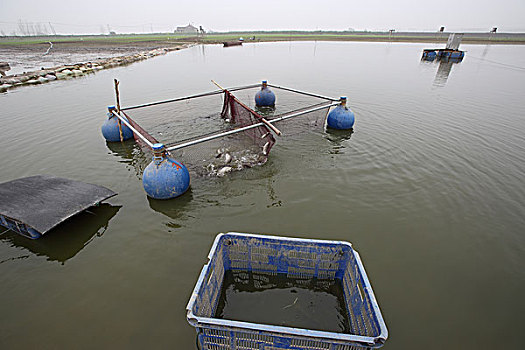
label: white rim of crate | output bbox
[186,232,388,346]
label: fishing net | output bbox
[231,85,332,136]
[220,89,275,156]
[119,84,336,176]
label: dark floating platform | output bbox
[422,49,465,61]
[223,41,243,47]
[0,175,117,239]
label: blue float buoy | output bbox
[326,97,355,130]
[142,143,190,199]
[101,106,134,142]
[255,81,276,107]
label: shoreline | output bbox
[0,43,189,92]
[2,31,525,46]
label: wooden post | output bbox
[114,79,124,142]
[211,80,282,136]
[114,79,121,113]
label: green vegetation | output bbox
[0,34,187,45]
[1,31,524,46]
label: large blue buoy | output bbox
[101,106,134,142]
[255,81,276,107]
[327,97,355,130]
[142,143,190,199]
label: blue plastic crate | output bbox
[186,232,388,349]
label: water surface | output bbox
[1,42,524,349]
[215,271,350,333]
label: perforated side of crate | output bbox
[194,245,226,318]
[336,345,366,350]
[198,327,375,350]
[290,338,331,349]
[191,234,385,350]
[342,254,380,337]
[223,236,346,280]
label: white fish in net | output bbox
[217,166,233,177]
[204,149,267,177]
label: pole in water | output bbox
[142,143,190,199]
[114,79,124,141]
[326,97,355,130]
[114,79,121,113]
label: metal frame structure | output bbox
[110,82,341,155]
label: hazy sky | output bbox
[1,0,524,35]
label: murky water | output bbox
[1,42,524,349]
[215,271,350,333]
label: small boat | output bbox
[223,41,242,47]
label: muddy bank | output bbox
[0,42,189,92]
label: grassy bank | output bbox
[1,31,525,47]
[201,32,525,45]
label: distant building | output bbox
[175,24,199,34]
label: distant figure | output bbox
[388,29,395,40]
[490,27,497,33]
[439,26,445,32]
[199,26,205,35]
[0,61,11,77]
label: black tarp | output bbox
[0,175,116,235]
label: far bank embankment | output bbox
[0,42,190,92]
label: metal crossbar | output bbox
[120,84,260,111]
[267,84,339,102]
[165,101,338,152]
[112,83,341,163]
[110,110,154,148]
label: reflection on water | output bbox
[266,177,282,208]
[421,56,463,87]
[147,192,193,229]
[325,128,354,154]
[106,140,150,179]
[0,204,120,264]
[254,105,276,116]
[434,60,455,86]
[481,44,491,58]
